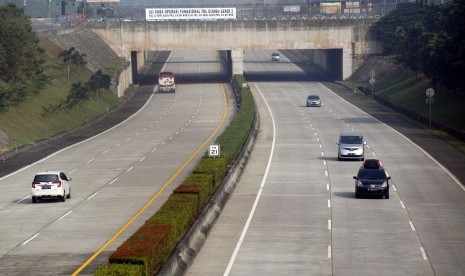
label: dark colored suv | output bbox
[353,159,391,199]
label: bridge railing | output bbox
[80,3,398,22]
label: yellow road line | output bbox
[72,82,228,275]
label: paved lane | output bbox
[0,50,234,275]
[185,51,465,276]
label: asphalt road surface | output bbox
[185,51,465,275]
[0,50,235,275]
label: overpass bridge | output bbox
[88,19,381,82]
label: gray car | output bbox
[271,52,280,61]
[306,95,321,107]
[337,131,365,161]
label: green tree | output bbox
[65,82,91,108]
[370,0,465,94]
[89,70,111,101]
[0,4,46,82]
[58,47,87,79]
[0,4,47,113]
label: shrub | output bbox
[174,174,214,207]
[144,194,199,242]
[94,263,144,276]
[108,225,172,275]
[193,157,228,185]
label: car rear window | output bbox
[34,174,59,182]
[340,135,363,144]
[308,96,320,100]
[358,169,386,179]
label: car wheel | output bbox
[67,188,71,199]
[385,192,389,199]
[61,192,66,202]
[355,192,360,198]
[32,196,37,203]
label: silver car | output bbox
[337,131,365,161]
[306,95,321,107]
[271,52,280,61]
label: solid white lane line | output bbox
[420,247,428,260]
[400,201,406,209]
[59,211,73,220]
[224,83,276,276]
[109,178,118,185]
[126,167,134,172]
[87,192,98,200]
[22,233,39,245]
[70,168,78,173]
[139,157,145,162]
[409,221,416,231]
[151,148,157,153]
[87,159,94,163]
[161,141,166,145]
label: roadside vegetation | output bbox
[343,0,465,151]
[0,4,121,153]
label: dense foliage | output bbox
[370,0,465,93]
[0,4,47,112]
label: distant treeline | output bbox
[370,0,465,94]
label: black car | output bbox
[354,159,390,199]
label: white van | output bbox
[337,131,365,161]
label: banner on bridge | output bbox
[146,8,236,21]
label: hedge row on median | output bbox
[94,75,256,276]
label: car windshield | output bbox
[308,96,320,100]
[34,174,59,182]
[358,169,386,179]
[340,135,363,144]
[272,53,279,56]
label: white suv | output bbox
[31,171,72,203]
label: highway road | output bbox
[0,50,234,275]
[185,51,465,275]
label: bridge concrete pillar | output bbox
[231,49,244,75]
[342,47,353,80]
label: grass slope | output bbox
[0,38,121,153]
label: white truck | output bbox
[158,71,175,93]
